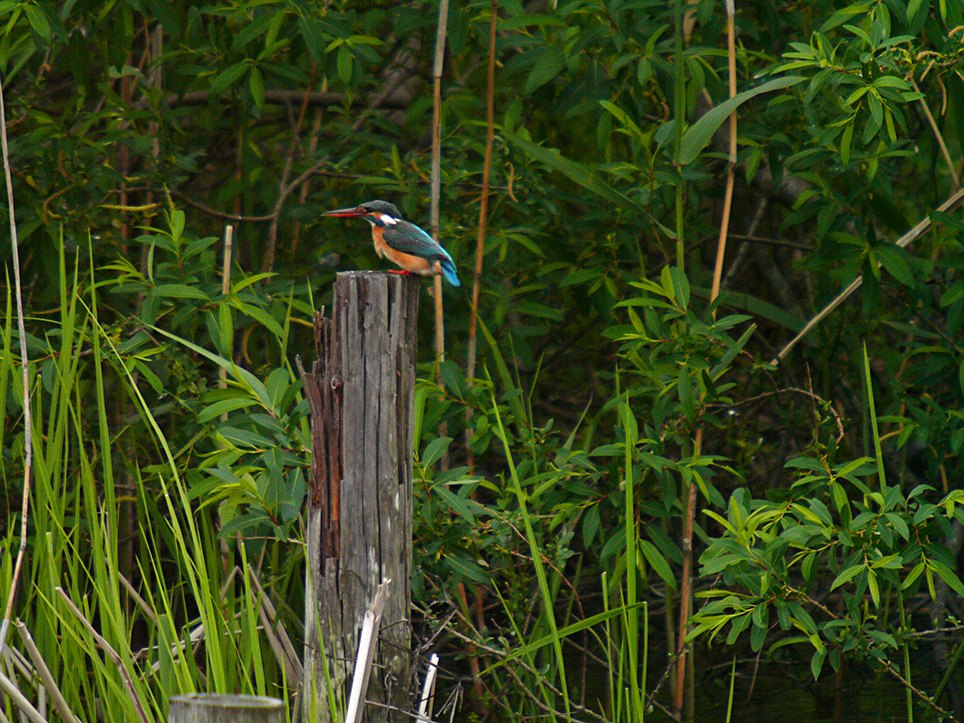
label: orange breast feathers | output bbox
[372,226,437,276]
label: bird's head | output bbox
[322,200,403,228]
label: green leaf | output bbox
[830,563,863,590]
[902,561,925,589]
[811,648,827,680]
[231,299,284,338]
[750,615,767,651]
[940,284,964,308]
[931,561,964,596]
[444,550,491,585]
[151,326,272,409]
[640,540,677,590]
[218,426,273,448]
[875,244,914,286]
[337,44,352,84]
[840,121,854,165]
[525,46,565,94]
[153,284,211,300]
[230,272,276,295]
[23,3,51,42]
[679,76,806,164]
[906,0,926,22]
[210,62,249,94]
[499,13,567,31]
[249,66,265,110]
[199,397,260,423]
[421,436,452,467]
[678,365,695,420]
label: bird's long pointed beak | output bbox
[322,206,366,217]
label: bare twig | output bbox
[877,655,959,722]
[220,224,234,418]
[245,564,303,683]
[262,81,316,272]
[728,386,846,441]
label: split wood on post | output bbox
[168,694,284,723]
[300,271,419,723]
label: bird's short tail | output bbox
[440,257,461,286]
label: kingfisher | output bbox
[322,200,460,286]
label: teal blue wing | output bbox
[383,221,460,286]
[383,221,449,259]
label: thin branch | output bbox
[729,386,846,441]
[876,656,959,722]
[262,82,316,272]
[466,0,498,390]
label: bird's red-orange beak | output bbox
[322,206,368,218]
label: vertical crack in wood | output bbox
[305,271,417,723]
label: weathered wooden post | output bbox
[169,694,283,723]
[300,271,419,723]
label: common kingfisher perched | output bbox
[322,200,461,286]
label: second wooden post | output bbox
[301,271,419,723]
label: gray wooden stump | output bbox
[169,694,283,723]
[300,271,419,723]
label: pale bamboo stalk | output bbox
[220,224,234,419]
[430,0,451,473]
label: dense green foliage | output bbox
[3,0,964,721]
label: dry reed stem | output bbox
[0,61,33,660]
[55,588,150,723]
[14,621,81,723]
[0,667,48,723]
[912,78,960,189]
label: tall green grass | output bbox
[0,251,299,722]
[427,327,658,723]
